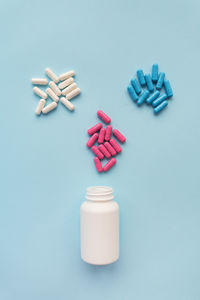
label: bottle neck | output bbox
[86,186,114,202]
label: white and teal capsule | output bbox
[152,94,167,107]
[164,80,173,97]
[154,100,168,114]
[137,69,146,86]
[146,90,160,104]
[152,64,159,82]
[156,72,165,90]
[127,85,138,102]
[131,78,141,94]
[137,90,149,106]
[145,74,154,92]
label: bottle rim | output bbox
[86,186,114,201]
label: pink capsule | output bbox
[112,129,126,143]
[97,110,111,124]
[98,128,106,144]
[103,158,117,172]
[94,157,103,173]
[104,142,117,156]
[110,138,122,153]
[86,133,98,148]
[88,123,102,135]
[98,144,111,159]
[105,125,112,141]
[91,146,104,160]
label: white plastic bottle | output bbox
[80,186,119,265]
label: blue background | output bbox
[0,0,200,299]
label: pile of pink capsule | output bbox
[87,110,126,173]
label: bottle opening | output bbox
[86,186,114,201]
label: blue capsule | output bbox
[137,69,146,86]
[164,80,173,98]
[145,74,154,92]
[137,90,149,106]
[146,90,160,105]
[154,100,168,114]
[127,85,138,102]
[156,72,165,90]
[130,78,141,95]
[152,64,159,82]
[152,94,167,107]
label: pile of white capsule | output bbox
[32,68,81,115]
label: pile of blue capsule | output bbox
[127,64,173,114]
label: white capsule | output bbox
[59,70,75,81]
[66,87,81,100]
[33,86,47,99]
[46,87,59,102]
[42,101,57,114]
[60,97,74,111]
[49,81,61,96]
[58,77,74,90]
[45,68,59,83]
[62,83,77,96]
[32,78,48,85]
[35,99,46,115]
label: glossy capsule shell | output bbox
[137,90,150,106]
[105,125,112,141]
[32,78,48,85]
[145,74,154,92]
[104,142,117,156]
[110,139,122,153]
[60,97,74,111]
[98,144,111,159]
[59,70,75,81]
[154,100,168,114]
[156,72,165,90]
[62,83,77,96]
[137,69,146,86]
[49,81,61,96]
[91,146,104,160]
[164,80,173,98]
[35,99,46,115]
[113,129,126,143]
[66,88,80,100]
[87,133,99,147]
[33,87,47,99]
[152,64,159,82]
[130,78,141,94]
[46,87,59,102]
[127,85,138,102]
[45,68,59,83]
[146,90,160,104]
[152,94,167,107]
[98,128,106,144]
[103,158,117,172]
[94,157,103,173]
[88,123,102,135]
[58,77,74,90]
[97,110,111,124]
[42,101,57,114]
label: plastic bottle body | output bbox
[80,186,119,265]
